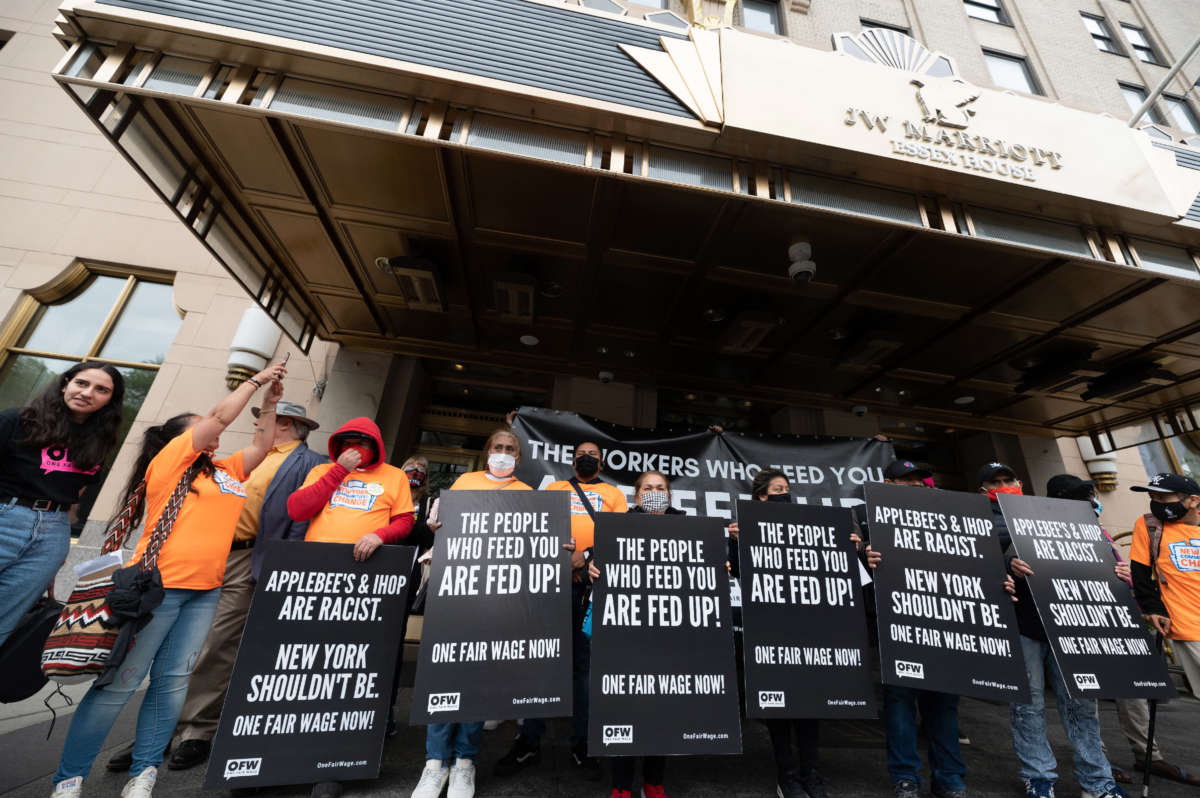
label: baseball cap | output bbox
[884,459,933,480]
[977,461,1017,485]
[1130,472,1200,496]
[1046,474,1095,500]
[252,400,319,430]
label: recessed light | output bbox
[898,389,907,396]
[540,281,563,298]
[520,334,540,347]
[597,346,608,355]
[684,393,696,401]
[453,363,465,371]
[624,350,636,358]
[462,388,469,395]
[703,307,727,323]
[874,387,883,393]
[742,400,753,408]
[953,395,976,405]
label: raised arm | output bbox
[190,361,286,454]
[239,379,282,473]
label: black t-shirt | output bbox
[0,408,101,506]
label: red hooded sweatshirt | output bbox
[287,417,414,544]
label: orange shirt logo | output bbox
[329,479,383,512]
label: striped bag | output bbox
[40,461,199,683]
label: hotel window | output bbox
[964,0,1007,24]
[1120,83,1166,125]
[861,19,910,35]
[741,0,782,34]
[1163,94,1200,134]
[1080,13,1122,55]
[1121,24,1161,64]
[983,51,1041,95]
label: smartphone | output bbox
[281,351,291,365]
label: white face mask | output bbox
[487,452,516,477]
[640,490,671,514]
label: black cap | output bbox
[884,459,933,480]
[1046,474,1095,500]
[977,461,1017,485]
[1130,472,1200,496]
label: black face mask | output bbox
[766,493,791,503]
[574,453,600,479]
[1150,499,1189,523]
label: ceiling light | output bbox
[624,350,636,358]
[742,400,753,408]
[953,395,976,405]
[597,345,608,355]
[540,281,563,298]
[519,334,539,347]
[684,393,696,401]
[874,386,882,393]
[453,363,465,371]
[703,307,727,323]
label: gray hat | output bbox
[252,400,318,430]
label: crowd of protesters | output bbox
[0,362,1197,798]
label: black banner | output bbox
[588,513,742,757]
[410,490,573,723]
[205,542,414,789]
[998,494,1175,699]
[512,407,893,518]
[737,501,876,718]
[866,484,1029,702]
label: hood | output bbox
[328,417,386,468]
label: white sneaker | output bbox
[411,760,449,798]
[482,720,501,731]
[447,758,475,798]
[120,767,156,798]
[51,777,82,798]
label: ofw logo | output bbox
[1074,673,1100,691]
[224,758,262,779]
[428,692,461,713]
[758,691,786,708]
[602,725,633,746]
[896,660,925,680]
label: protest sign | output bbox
[411,490,572,723]
[866,483,1029,702]
[588,513,742,757]
[998,493,1175,699]
[205,542,414,789]
[737,501,875,718]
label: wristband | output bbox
[246,377,263,388]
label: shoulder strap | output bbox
[568,478,599,522]
[1143,513,1166,585]
[140,459,204,570]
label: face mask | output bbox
[1091,498,1103,518]
[640,491,671,514]
[985,484,1022,502]
[406,469,427,488]
[343,443,373,468]
[488,452,516,478]
[1150,499,1188,523]
[574,453,600,479]
[766,493,791,503]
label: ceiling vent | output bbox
[493,272,536,323]
[375,255,443,312]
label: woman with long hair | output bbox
[0,362,124,646]
[51,360,286,798]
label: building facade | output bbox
[2,0,1200,575]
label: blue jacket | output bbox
[251,441,327,581]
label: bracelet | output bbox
[246,377,263,388]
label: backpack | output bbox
[0,595,64,702]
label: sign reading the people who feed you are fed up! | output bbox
[411,490,573,723]
[589,513,742,757]
[998,493,1175,700]
[205,542,415,789]
[866,483,1030,702]
[737,500,876,719]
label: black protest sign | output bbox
[737,501,876,719]
[205,542,414,789]
[411,490,572,723]
[588,513,742,757]
[866,484,1029,702]
[998,494,1174,699]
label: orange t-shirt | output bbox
[1131,515,1200,641]
[132,428,248,590]
[450,470,532,491]
[302,462,414,544]
[546,479,627,551]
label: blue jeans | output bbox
[54,588,221,783]
[884,685,965,790]
[0,502,70,647]
[426,722,483,762]
[1010,636,1115,793]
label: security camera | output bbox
[788,260,817,284]
[598,371,615,384]
[852,404,868,418]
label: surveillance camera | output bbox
[788,260,817,284]
[598,370,615,384]
[788,240,812,262]
[852,404,868,418]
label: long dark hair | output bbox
[115,412,212,528]
[19,362,125,472]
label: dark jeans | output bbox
[613,756,666,790]
[767,718,820,779]
[519,581,590,746]
[884,684,965,790]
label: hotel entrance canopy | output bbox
[49,0,1200,445]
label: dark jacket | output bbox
[251,441,327,581]
[994,502,1044,642]
[627,505,686,515]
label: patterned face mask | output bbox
[640,490,671,514]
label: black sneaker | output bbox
[895,779,920,798]
[776,775,809,798]
[494,735,541,777]
[570,741,602,781]
[801,769,828,798]
[107,741,173,773]
[311,782,343,798]
[168,739,211,771]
